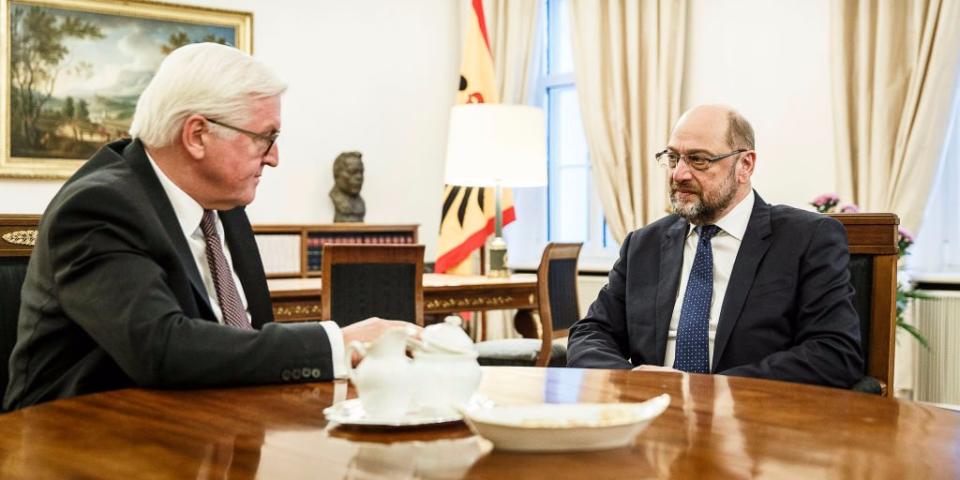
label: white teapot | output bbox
[346,327,414,419]
[408,316,481,413]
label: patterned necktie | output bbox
[673,224,720,373]
[200,210,252,330]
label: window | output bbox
[910,92,960,273]
[506,0,618,271]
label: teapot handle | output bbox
[345,340,368,382]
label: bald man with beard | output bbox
[566,105,864,389]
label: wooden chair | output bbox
[829,213,899,396]
[0,215,40,407]
[475,242,583,367]
[321,244,425,327]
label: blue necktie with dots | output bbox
[673,224,720,373]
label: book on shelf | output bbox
[253,224,419,278]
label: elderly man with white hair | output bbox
[4,43,407,410]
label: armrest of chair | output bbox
[851,376,886,396]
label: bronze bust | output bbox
[329,151,366,222]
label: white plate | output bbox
[461,394,671,452]
[324,395,493,427]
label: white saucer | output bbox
[324,395,492,427]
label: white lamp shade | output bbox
[443,104,547,187]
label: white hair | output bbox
[129,43,287,148]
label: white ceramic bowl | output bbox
[461,394,671,452]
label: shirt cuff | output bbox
[319,321,347,379]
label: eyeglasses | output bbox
[655,148,748,171]
[205,117,279,156]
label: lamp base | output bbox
[487,236,509,278]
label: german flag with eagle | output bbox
[436,0,516,274]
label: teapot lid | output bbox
[422,316,476,354]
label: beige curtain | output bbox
[568,0,686,242]
[487,0,541,104]
[831,0,960,233]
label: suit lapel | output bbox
[123,140,214,316]
[221,208,275,328]
[711,193,773,372]
[655,217,688,365]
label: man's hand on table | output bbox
[342,317,423,366]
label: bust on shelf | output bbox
[329,151,366,223]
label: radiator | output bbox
[913,290,960,405]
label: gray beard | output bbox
[670,169,738,225]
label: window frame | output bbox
[910,102,960,274]
[508,0,617,272]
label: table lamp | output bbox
[444,104,546,277]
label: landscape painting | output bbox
[0,0,252,178]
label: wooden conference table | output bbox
[267,273,539,323]
[1,367,957,479]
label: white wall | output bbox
[684,0,836,209]
[0,0,461,261]
[0,0,842,259]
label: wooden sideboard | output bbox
[253,223,418,278]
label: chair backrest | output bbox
[0,215,40,405]
[321,244,425,327]
[828,213,898,396]
[535,242,583,367]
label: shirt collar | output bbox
[686,190,755,241]
[145,150,206,237]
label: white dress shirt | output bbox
[664,190,755,369]
[146,154,346,377]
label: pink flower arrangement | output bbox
[810,193,839,213]
[897,227,915,257]
[840,204,860,213]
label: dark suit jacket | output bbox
[567,193,864,388]
[4,139,334,410]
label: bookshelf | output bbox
[253,223,418,278]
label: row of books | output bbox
[304,234,416,247]
[304,234,417,271]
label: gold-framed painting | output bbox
[0,0,252,179]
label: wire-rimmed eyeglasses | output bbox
[205,117,279,156]
[655,149,749,170]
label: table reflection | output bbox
[194,434,263,480]
[544,367,585,403]
[260,426,491,479]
